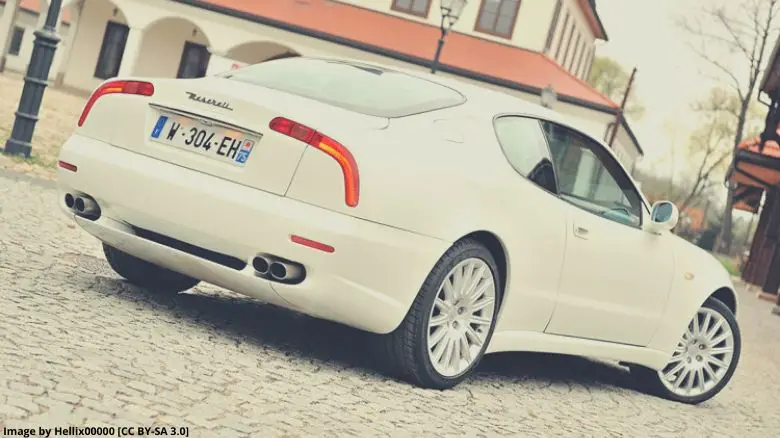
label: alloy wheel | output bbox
[426,258,497,378]
[658,306,736,398]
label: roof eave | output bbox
[580,0,608,41]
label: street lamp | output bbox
[431,0,467,74]
[2,0,63,158]
[541,85,557,109]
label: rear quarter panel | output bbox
[287,110,569,333]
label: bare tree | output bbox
[677,122,731,213]
[678,88,762,213]
[588,56,645,119]
[679,0,780,254]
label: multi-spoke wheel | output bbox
[379,239,501,389]
[631,297,741,404]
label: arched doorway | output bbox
[133,16,211,79]
[60,0,130,91]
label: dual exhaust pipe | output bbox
[64,192,101,220]
[252,254,306,285]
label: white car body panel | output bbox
[58,57,737,373]
[544,203,676,346]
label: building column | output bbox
[117,27,143,77]
[0,0,22,73]
[55,0,83,86]
[759,189,780,299]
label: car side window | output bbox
[541,122,643,227]
[493,116,558,193]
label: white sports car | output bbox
[57,57,740,404]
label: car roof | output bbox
[298,56,587,131]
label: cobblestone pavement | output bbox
[1,173,780,437]
[0,72,85,180]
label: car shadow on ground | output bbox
[67,256,640,393]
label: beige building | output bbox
[0,0,643,170]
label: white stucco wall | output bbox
[547,0,596,79]
[340,0,559,52]
[0,4,69,80]
[62,0,127,92]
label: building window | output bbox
[583,48,595,80]
[561,23,576,68]
[576,42,588,78]
[9,27,24,56]
[554,12,570,61]
[544,0,563,53]
[391,0,431,17]
[94,21,129,80]
[475,0,522,38]
[567,33,581,71]
[177,41,210,79]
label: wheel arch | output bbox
[457,230,509,306]
[709,286,737,316]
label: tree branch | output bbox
[686,42,746,100]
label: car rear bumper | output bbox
[57,134,449,334]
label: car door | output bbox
[540,121,675,346]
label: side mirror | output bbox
[648,201,679,233]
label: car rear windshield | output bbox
[222,58,466,118]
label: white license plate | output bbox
[149,113,260,166]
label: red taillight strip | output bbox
[269,117,360,207]
[78,80,155,127]
[291,235,335,253]
[57,160,77,172]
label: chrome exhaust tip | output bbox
[64,193,75,209]
[73,194,101,220]
[269,262,287,279]
[269,261,305,284]
[252,256,271,276]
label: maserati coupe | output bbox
[57,57,740,404]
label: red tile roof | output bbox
[0,0,71,23]
[198,0,618,109]
[7,0,616,108]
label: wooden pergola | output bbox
[726,34,780,310]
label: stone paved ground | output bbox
[0,72,85,180]
[1,173,780,437]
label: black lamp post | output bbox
[2,0,63,158]
[431,0,467,74]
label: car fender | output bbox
[645,237,737,367]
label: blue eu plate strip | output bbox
[150,115,169,139]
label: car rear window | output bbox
[222,58,466,118]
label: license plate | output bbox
[149,113,260,166]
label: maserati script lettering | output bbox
[185,92,234,111]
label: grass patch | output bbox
[8,152,55,168]
[714,254,740,276]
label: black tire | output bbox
[103,243,200,293]
[630,297,741,404]
[379,238,502,389]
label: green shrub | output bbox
[714,255,740,276]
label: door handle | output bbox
[573,224,589,239]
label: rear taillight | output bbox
[78,80,155,127]
[269,117,360,207]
